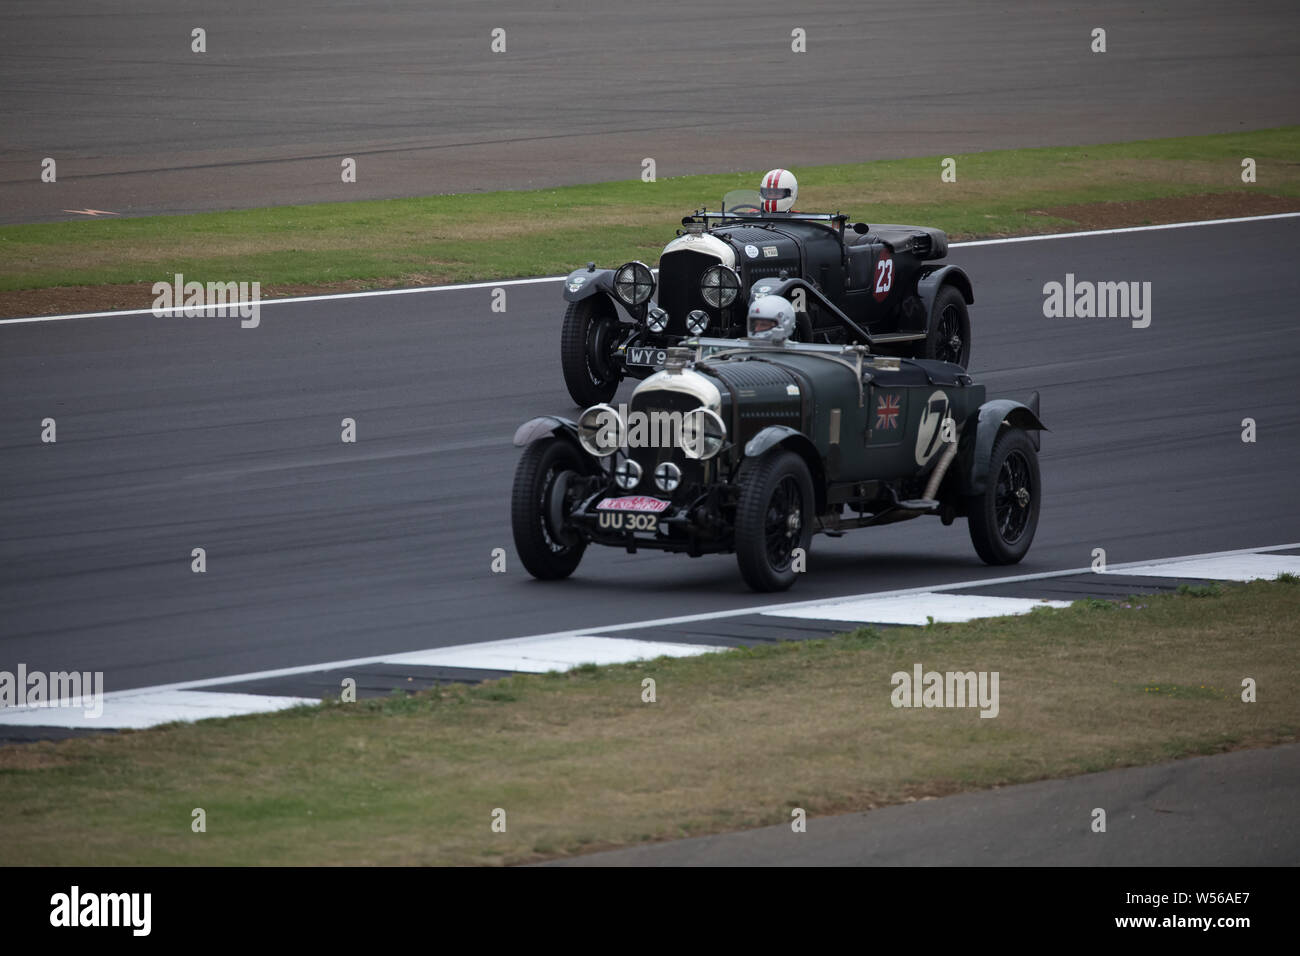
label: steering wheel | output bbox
[725,203,763,214]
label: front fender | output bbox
[963,400,1047,495]
[745,425,805,458]
[513,415,579,448]
[563,267,619,304]
[744,426,826,512]
[916,264,974,315]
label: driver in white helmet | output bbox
[759,168,799,213]
[747,294,797,345]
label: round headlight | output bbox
[681,407,727,460]
[577,404,623,457]
[614,457,642,490]
[646,307,668,333]
[613,261,655,307]
[700,264,740,309]
[685,310,709,336]
[654,461,682,493]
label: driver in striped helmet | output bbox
[759,168,798,213]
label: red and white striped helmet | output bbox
[759,168,798,213]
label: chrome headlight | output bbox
[685,309,709,335]
[646,306,669,333]
[614,457,642,490]
[613,261,655,307]
[577,404,623,457]
[700,264,740,308]
[681,407,727,460]
[654,461,682,492]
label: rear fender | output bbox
[962,400,1047,495]
[916,264,974,317]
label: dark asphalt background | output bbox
[546,744,1300,866]
[2,217,1299,694]
[2,0,1298,223]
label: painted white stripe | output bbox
[949,212,1300,248]
[0,691,316,730]
[3,213,1295,326]
[4,542,1295,733]
[765,593,1069,626]
[381,635,721,673]
[1104,554,1300,582]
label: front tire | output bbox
[561,295,623,407]
[923,285,971,368]
[734,450,814,592]
[967,429,1040,565]
[511,438,588,580]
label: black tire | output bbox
[922,285,971,368]
[967,429,1040,565]
[734,450,814,592]
[511,438,588,580]
[560,295,622,407]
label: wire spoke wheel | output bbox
[994,449,1033,544]
[936,303,963,364]
[967,429,1040,565]
[764,476,803,568]
[735,450,813,592]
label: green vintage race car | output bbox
[512,285,1043,591]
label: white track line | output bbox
[3,213,1296,326]
[1,541,1292,719]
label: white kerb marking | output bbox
[765,593,1070,626]
[0,691,317,730]
[1105,554,1300,582]
[381,635,721,673]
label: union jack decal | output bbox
[875,393,901,429]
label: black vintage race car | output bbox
[559,186,973,407]
[514,304,1042,592]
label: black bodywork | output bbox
[516,338,1045,592]
[559,199,974,407]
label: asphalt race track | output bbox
[546,744,1300,866]
[3,0,1299,222]
[2,215,1299,699]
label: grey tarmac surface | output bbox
[2,0,1298,223]
[544,744,1300,865]
[1,216,1298,696]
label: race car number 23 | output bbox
[598,511,658,532]
[872,249,894,301]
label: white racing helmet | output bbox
[760,168,798,213]
[747,294,796,344]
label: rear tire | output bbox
[511,438,588,579]
[561,295,622,407]
[923,285,971,368]
[734,450,814,592]
[967,429,1040,565]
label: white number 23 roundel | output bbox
[872,249,893,301]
